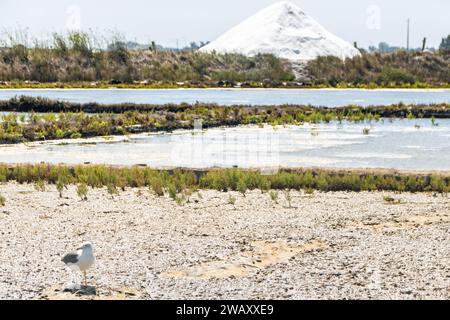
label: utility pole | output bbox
[406,18,410,51]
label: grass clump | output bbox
[77,183,88,201]
[284,190,293,208]
[228,195,237,206]
[107,183,118,199]
[0,194,5,206]
[56,176,68,198]
[269,191,279,203]
[383,196,402,204]
[34,180,46,192]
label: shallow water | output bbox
[1,89,449,107]
[1,119,449,171]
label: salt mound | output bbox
[200,1,361,62]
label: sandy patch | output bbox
[36,285,141,300]
[163,240,328,280]
[352,213,450,233]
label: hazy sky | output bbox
[1,0,449,48]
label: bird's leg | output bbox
[84,271,87,287]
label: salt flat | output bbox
[0,183,448,300]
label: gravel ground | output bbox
[0,182,449,300]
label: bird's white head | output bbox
[78,242,93,251]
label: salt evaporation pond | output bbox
[1,119,449,171]
[0,88,450,107]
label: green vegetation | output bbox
[269,190,279,203]
[0,194,5,206]
[0,32,294,85]
[440,35,450,52]
[2,164,446,194]
[306,51,450,87]
[56,177,67,198]
[0,97,448,144]
[0,32,448,88]
[283,190,293,208]
[107,183,118,199]
[383,196,402,204]
[77,183,88,201]
[34,180,46,192]
[228,195,237,206]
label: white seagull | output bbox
[62,242,96,286]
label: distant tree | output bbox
[378,42,391,53]
[439,35,450,52]
[189,42,199,50]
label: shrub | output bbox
[107,183,118,198]
[34,180,46,192]
[167,183,177,200]
[56,176,67,198]
[269,190,279,203]
[77,183,88,201]
[228,195,237,206]
[284,190,293,208]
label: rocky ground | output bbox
[0,182,448,300]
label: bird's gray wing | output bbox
[62,252,79,264]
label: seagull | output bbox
[62,242,95,287]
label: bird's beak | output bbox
[77,247,83,250]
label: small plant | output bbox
[228,195,237,206]
[175,194,185,206]
[406,112,415,120]
[431,117,439,127]
[183,189,195,203]
[34,180,46,192]
[269,191,279,203]
[168,183,177,200]
[149,177,164,197]
[56,177,67,198]
[284,190,293,208]
[363,128,370,135]
[0,194,5,206]
[77,183,88,201]
[383,196,401,204]
[414,124,421,129]
[304,188,315,195]
[107,183,118,199]
[237,180,247,196]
